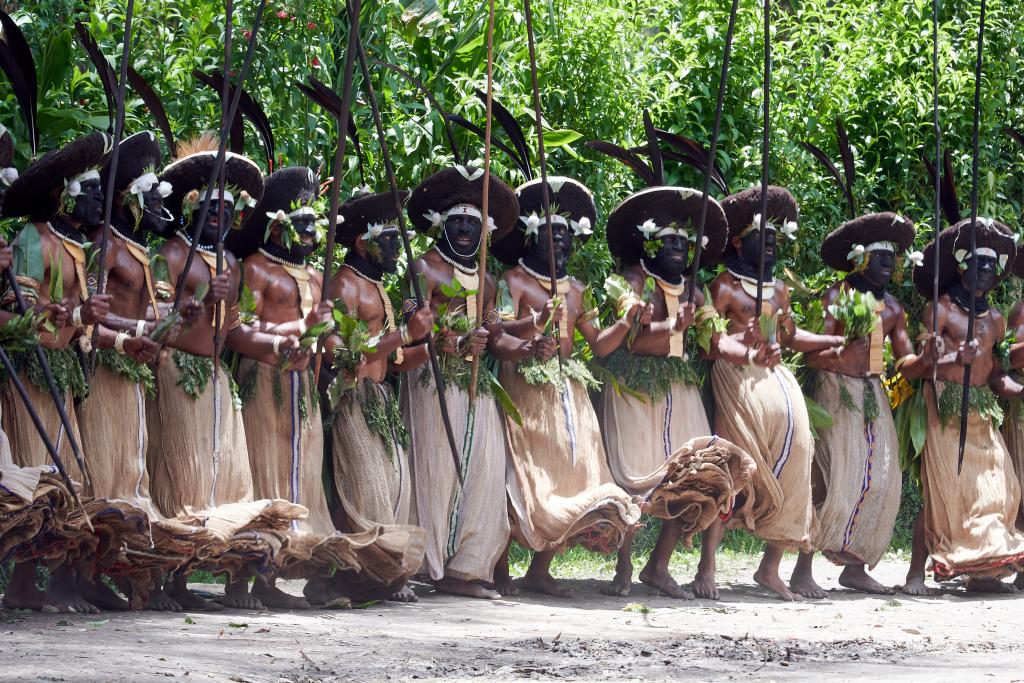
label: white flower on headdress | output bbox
[424,210,444,228]
[571,216,593,237]
[65,178,82,197]
[129,172,159,197]
[978,217,995,229]
[906,250,925,268]
[522,212,541,238]
[637,219,659,240]
[1000,253,1010,272]
[954,248,969,264]
[362,222,386,242]
[0,167,17,187]
[486,216,497,233]
[157,181,172,198]
[701,235,709,248]
[780,219,798,241]
[847,243,866,265]
[455,165,484,182]
[239,191,256,209]
[268,209,287,223]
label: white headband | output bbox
[362,221,400,242]
[71,169,100,184]
[520,211,592,239]
[954,246,1008,271]
[424,203,497,232]
[637,220,709,247]
[864,241,896,253]
[128,172,172,199]
[740,214,798,240]
[289,206,316,219]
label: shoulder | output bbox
[709,271,733,300]
[620,264,646,291]
[821,282,843,305]
[159,236,187,259]
[242,254,271,284]
[883,291,906,316]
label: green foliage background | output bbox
[3,0,1024,557]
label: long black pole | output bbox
[171,0,268,311]
[352,10,464,484]
[929,0,942,400]
[212,0,233,398]
[958,0,987,474]
[89,0,135,376]
[688,0,740,304]
[755,0,772,315]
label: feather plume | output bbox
[371,59,461,164]
[642,110,664,186]
[192,70,244,154]
[1005,126,1024,151]
[127,66,176,157]
[175,132,219,159]
[799,139,855,219]
[654,128,730,195]
[73,22,118,131]
[941,149,961,222]
[0,9,38,154]
[193,70,273,170]
[585,140,656,186]
[445,113,530,178]
[475,89,532,180]
[921,150,961,225]
[835,117,855,193]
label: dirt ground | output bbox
[1,554,1022,682]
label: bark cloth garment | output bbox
[922,381,1024,580]
[711,360,816,550]
[1,350,150,575]
[1000,384,1024,529]
[146,350,307,580]
[500,358,640,554]
[811,371,902,568]
[330,379,426,589]
[239,359,397,579]
[77,354,217,579]
[402,365,510,583]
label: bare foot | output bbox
[602,569,632,597]
[303,576,339,606]
[218,580,264,610]
[1014,572,1024,590]
[77,577,129,611]
[167,585,224,611]
[691,570,720,600]
[144,588,182,612]
[252,579,310,610]
[639,566,694,600]
[47,569,100,614]
[435,576,500,600]
[965,577,1016,594]
[789,573,827,600]
[388,584,418,603]
[901,574,939,596]
[491,576,520,597]
[520,570,574,598]
[753,567,797,602]
[838,565,896,595]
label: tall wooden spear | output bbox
[351,5,464,483]
[929,0,942,409]
[755,0,772,315]
[687,0,740,303]
[212,0,233,401]
[958,0,988,474]
[311,0,361,387]
[87,1,135,377]
[468,0,496,407]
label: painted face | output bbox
[187,197,234,245]
[652,233,688,279]
[736,227,776,273]
[139,184,172,234]
[370,228,403,274]
[861,249,895,289]
[274,213,319,260]
[528,220,573,274]
[961,253,998,294]
[71,178,105,227]
[442,213,483,260]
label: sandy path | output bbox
[0,555,1021,681]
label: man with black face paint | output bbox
[148,138,308,611]
[699,186,846,602]
[599,186,758,599]
[231,166,390,610]
[491,177,641,598]
[0,133,119,613]
[324,189,433,604]
[402,167,527,600]
[798,212,933,596]
[904,219,1024,594]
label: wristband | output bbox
[298,319,308,335]
[135,320,147,337]
[114,331,130,354]
[531,310,542,332]
[72,305,84,329]
[399,325,413,346]
[745,347,756,365]
[272,335,284,355]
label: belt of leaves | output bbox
[359,380,408,463]
[171,349,241,410]
[594,349,702,400]
[518,355,599,391]
[837,376,881,424]
[422,349,493,397]
[97,349,155,396]
[938,381,1003,427]
[3,346,87,400]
